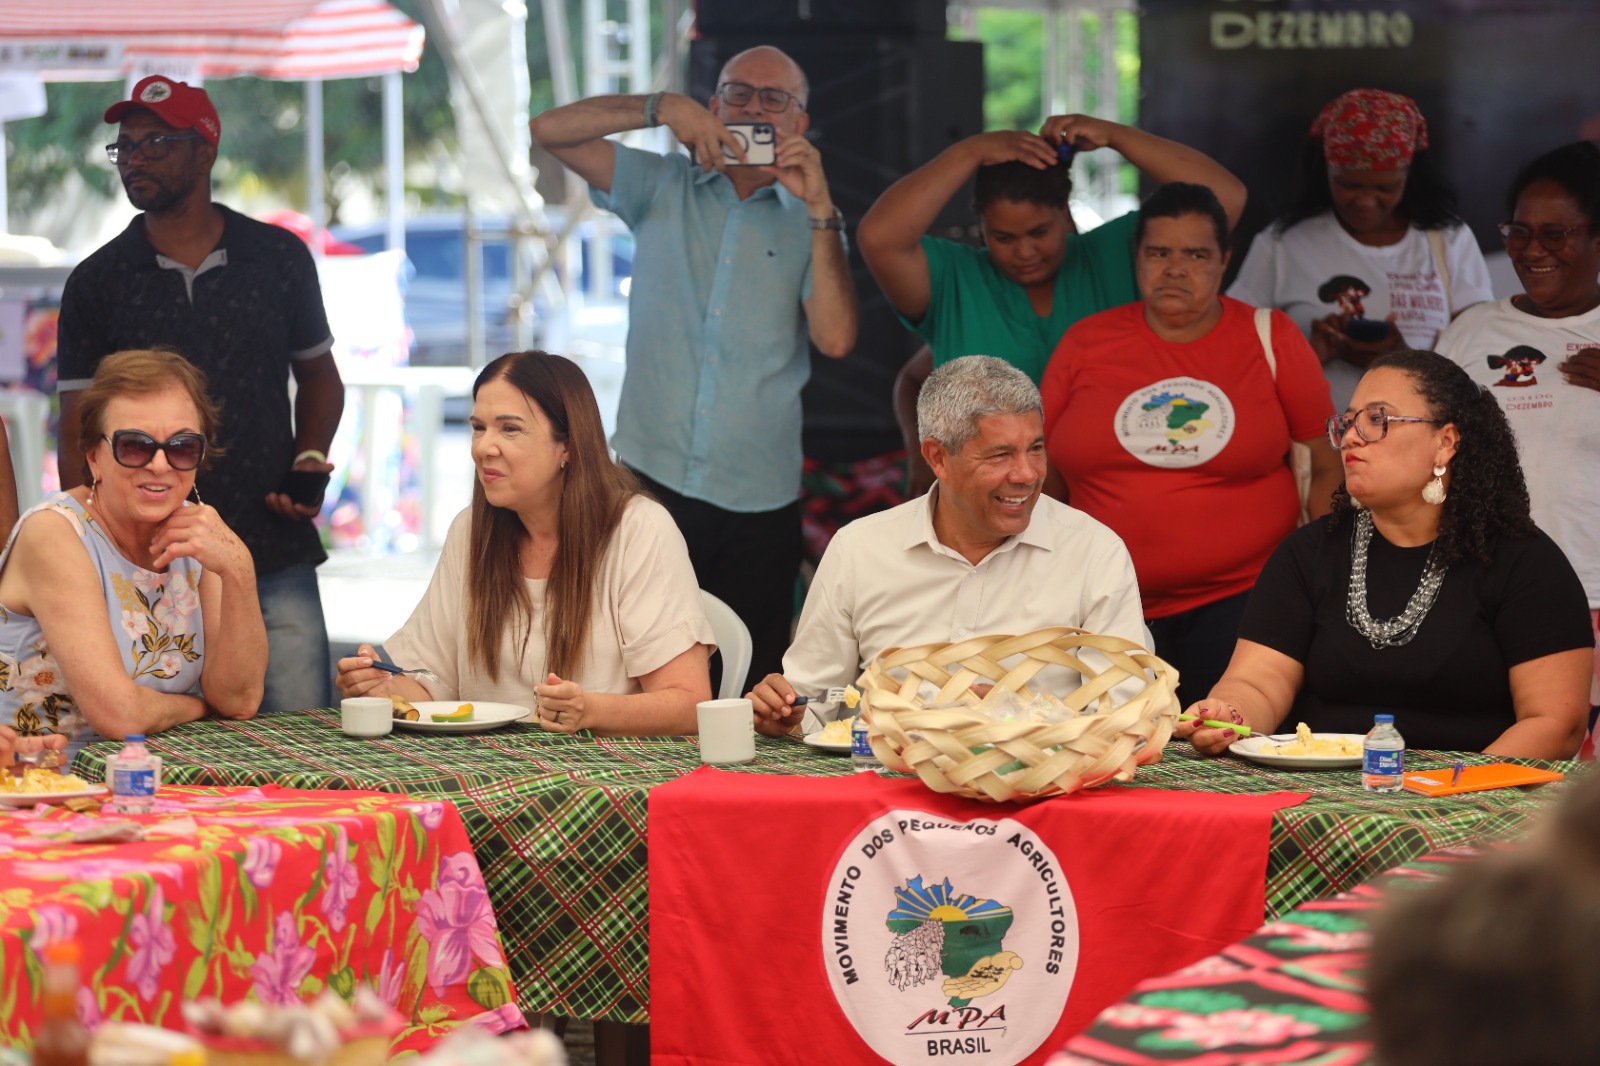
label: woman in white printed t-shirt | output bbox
[1437,140,1600,724]
[1230,89,1492,411]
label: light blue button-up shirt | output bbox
[593,145,838,512]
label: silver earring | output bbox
[1422,464,1447,506]
[86,478,96,507]
[190,484,204,507]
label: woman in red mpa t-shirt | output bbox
[1042,182,1341,702]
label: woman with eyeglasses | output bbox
[1177,350,1592,759]
[1230,89,1493,412]
[1041,183,1340,703]
[1437,140,1600,735]
[0,349,264,754]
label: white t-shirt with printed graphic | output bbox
[1437,297,1600,608]
[1229,212,1493,410]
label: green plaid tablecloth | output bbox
[74,715,1580,1024]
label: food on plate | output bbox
[815,716,856,745]
[1271,721,1362,757]
[389,694,421,721]
[431,703,475,723]
[0,766,93,794]
[183,989,399,1066]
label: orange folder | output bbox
[1401,762,1564,797]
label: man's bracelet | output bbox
[643,92,665,129]
[293,449,328,466]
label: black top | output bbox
[58,205,334,575]
[1240,516,1595,751]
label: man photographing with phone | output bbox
[57,77,343,715]
[531,45,858,695]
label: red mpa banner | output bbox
[650,769,1306,1066]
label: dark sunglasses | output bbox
[104,430,207,471]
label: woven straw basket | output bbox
[856,627,1180,803]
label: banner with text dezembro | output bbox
[650,769,1305,1065]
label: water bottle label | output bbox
[113,767,156,797]
[851,727,874,759]
[1363,749,1403,776]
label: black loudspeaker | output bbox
[693,0,946,37]
[689,35,985,461]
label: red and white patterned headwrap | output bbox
[1311,89,1429,171]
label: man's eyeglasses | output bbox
[105,132,203,166]
[1326,407,1445,450]
[715,81,804,113]
[1496,221,1596,253]
[103,430,207,471]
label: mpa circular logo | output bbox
[1114,377,1234,468]
[139,79,173,103]
[822,810,1077,1064]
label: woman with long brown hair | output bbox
[337,351,714,734]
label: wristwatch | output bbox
[809,207,845,231]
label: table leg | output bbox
[593,1021,648,1066]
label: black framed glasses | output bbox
[715,81,803,113]
[103,430,207,470]
[1496,221,1596,253]
[104,131,203,165]
[1326,407,1445,450]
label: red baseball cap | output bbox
[104,76,221,145]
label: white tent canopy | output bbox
[0,0,425,251]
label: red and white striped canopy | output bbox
[0,0,425,81]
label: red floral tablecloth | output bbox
[0,785,525,1052]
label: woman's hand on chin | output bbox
[1174,698,1247,757]
[149,504,253,574]
[535,673,587,733]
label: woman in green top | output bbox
[859,113,1246,495]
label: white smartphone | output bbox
[698,122,777,166]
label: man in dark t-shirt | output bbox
[57,76,345,714]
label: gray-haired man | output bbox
[750,355,1146,734]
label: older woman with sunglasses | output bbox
[0,349,264,754]
[1178,350,1592,759]
[1437,141,1600,732]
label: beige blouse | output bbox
[384,496,715,707]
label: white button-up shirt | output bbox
[785,487,1147,727]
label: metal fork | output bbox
[10,748,61,779]
[367,659,441,685]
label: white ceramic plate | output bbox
[392,701,533,734]
[803,734,853,753]
[0,784,108,807]
[1229,733,1365,769]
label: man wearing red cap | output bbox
[56,75,346,715]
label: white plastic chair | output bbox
[700,590,753,701]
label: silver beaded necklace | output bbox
[1346,510,1449,649]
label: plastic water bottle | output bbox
[1362,714,1405,793]
[110,734,158,814]
[851,715,881,772]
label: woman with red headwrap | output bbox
[1230,89,1492,410]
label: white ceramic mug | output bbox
[696,698,756,765]
[341,696,393,738]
